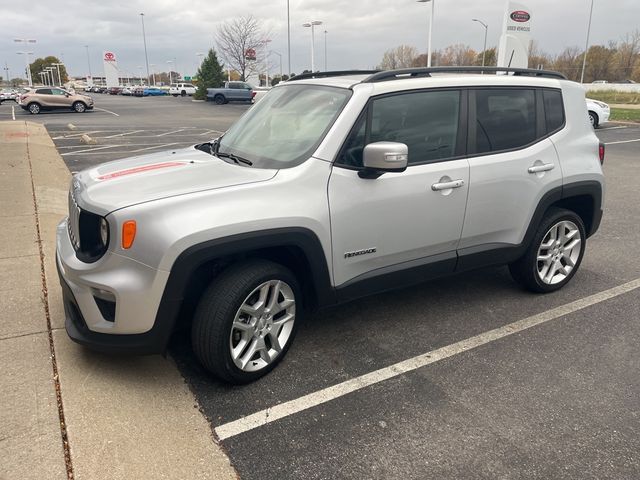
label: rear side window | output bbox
[35,88,52,95]
[475,89,536,153]
[543,89,565,133]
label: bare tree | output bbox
[216,16,268,81]
[439,44,477,66]
[613,29,640,80]
[379,45,419,69]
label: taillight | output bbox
[251,91,256,98]
[599,142,605,165]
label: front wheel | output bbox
[181,90,186,97]
[214,94,226,105]
[192,260,301,384]
[72,101,86,113]
[509,208,586,293]
[28,102,41,114]
[172,94,178,97]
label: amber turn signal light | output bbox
[122,220,137,249]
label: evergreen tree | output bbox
[194,48,225,100]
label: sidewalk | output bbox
[0,121,237,480]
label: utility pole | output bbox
[580,0,595,83]
[140,13,151,84]
[84,45,92,83]
[287,0,291,77]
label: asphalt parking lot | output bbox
[5,93,639,479]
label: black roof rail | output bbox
[362,66,567,83]
[289,70,381,81]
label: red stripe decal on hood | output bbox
[97,161,187,180]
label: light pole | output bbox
[138,66,144,85]
[287,0,291,77]
[167,60,174,85]
[472,19,488,68]
[302,20,323,72]
[417,0,434,67]
[580,0,595,83]
[150,63,157,86]
[262,39,272,86]
[140,13,151,84]
[324,30,328,71]
[14,39,36,86]
[195,52,204,79]
[38,72,46,85]
[84,45,92,83]
[3,63,9,87]
[270,51,283,80]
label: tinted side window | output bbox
[36,89,52,95]
[475,89,536,153]
[338,90,460,167]
[543,89,564,133]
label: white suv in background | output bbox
[169,83,197,97]
[56,67,604,384]
[586,98,610,128]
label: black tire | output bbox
[181,90,186,97]
[27,102,41,114]
[589,111,599,128]
[172,94,178,97]
[72,101,87,113]
[192,260,302,384]
[509,208,586,293]
[214,94,225,105]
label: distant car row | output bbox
[84,85,168,96]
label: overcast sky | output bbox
[1,0,638,82]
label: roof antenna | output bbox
[507,50,515,68]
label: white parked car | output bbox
[169,83,196,97]
[586,98,610,128]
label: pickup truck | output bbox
[206,81,256,104]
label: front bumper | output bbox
[56,218,175,354]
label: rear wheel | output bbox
[214,94,226,105]
[192,260,301,384]
[27,102,41,114]
[509,208,586,293]
[72,101,86,113]
[589,111,599,128]
[172,94,178,97]
[181,90,186,97]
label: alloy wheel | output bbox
[536,220,582,285]
[229,280,296,372]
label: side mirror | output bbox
[359,142,408,179]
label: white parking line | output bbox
[52,131,102,139]
[214,278,640,441]
[156,129,187,137]
[94,107,120,117]
[60,145,119,156]
[599,126,628,131]
[12,105,15,120]
[102,130,144,138]
[129,143,179,153]
[605,138,640,145]
[200,129,224,136]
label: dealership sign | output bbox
[102,50,120,87]
[245,48,257,61]
[497,1,532,69]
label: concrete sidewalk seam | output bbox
[0,253,39,261]
[26,121,75,480]
[0,329,49,341]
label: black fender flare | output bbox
[153,227,335,346]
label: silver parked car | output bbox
[57,67,604,384]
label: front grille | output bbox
[68,189,81,251]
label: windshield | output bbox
[217,84,352,168]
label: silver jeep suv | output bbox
[56,67,605,384]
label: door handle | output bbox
[431,179,465,191]
[528,163,555,174]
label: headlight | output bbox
[99,218,109,246]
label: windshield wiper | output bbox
[216,151,253,166]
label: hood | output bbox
[73,146,277,215]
